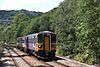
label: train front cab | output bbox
[37,32,56,58]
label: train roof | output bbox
[27,33,37,37]
[27,31,54,36]
[17,31,55,38]
[39,31,54,34]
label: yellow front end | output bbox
[36,33,56,58]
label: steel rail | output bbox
[11,48,33,67]
[6,47,19,67]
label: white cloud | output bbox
[0,0,64,12]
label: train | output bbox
[17,31,56,58]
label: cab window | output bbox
[51,34,56,43]
[38,34,43,43]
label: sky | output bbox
[0,0,64,12]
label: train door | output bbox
[44,34,50,51]
[26,37,28,49]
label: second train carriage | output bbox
[17,31,56,58]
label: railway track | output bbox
[5,47,32,67]
[4,47,92,67]
[28,56,70,67]
[56,56,92,67]
[13,48,53,67]
[11,48,70,67]
[46,61,70,67]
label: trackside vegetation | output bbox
[0,0,100,64]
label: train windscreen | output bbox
[38,34,43,43]
[51,34,56,43]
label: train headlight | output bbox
[38,44,42,48]
[51,44,56,48]
[51,45,54,47]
